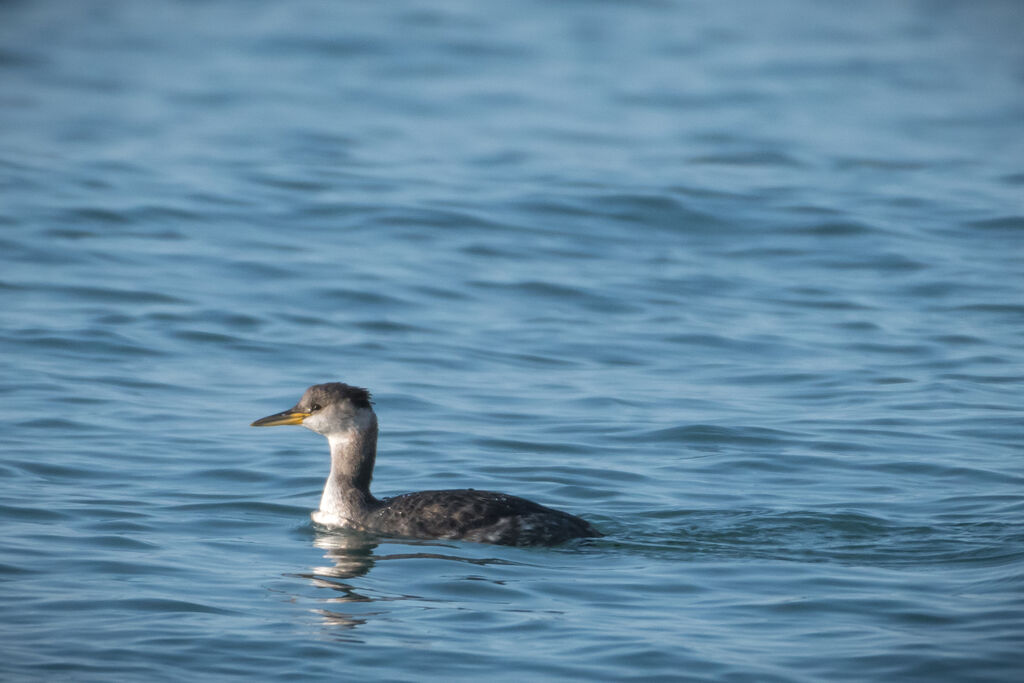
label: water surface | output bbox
[2,0,1023,680]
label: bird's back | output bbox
[365,489,602,546]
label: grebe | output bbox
[251,382,602,546]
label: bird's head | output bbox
[251,382,375,437]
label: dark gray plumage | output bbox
[252,382,602,546]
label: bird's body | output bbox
[252,382,601,546]
[320,488,599,546]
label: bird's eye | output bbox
[309,403,322,412]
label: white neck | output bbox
[313,411,379,526]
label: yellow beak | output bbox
[250,409,311,427]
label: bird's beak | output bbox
[250,409,311,427]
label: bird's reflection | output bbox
[299,527,527,632]
[311,529,379,581]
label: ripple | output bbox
[622,424,798,446]
[170,329,244,344]
[0,504,69,522]
[787,220,880,236]
[470,280,639,314]
[8,329,167,357]
[969,216,1024,231]
[50,597,237,616]
[688,151,804,167]
[167,501,308,516]
[311,287,412,308]
[61,285,187,305]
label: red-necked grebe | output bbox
[251,382,602,546]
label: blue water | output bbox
[2,0,1023,680]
